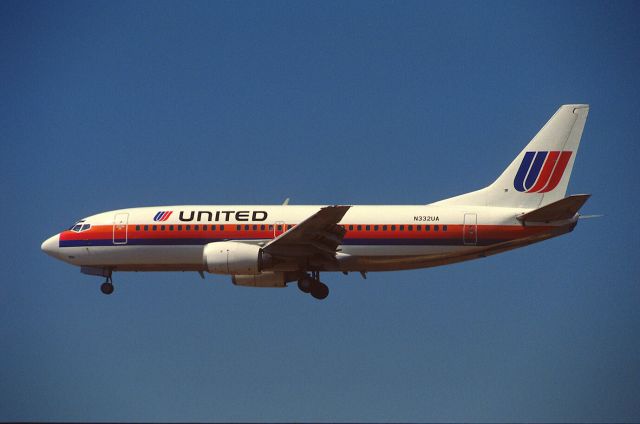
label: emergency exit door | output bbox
[274,221,286,238]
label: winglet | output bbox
[282,198,290,206]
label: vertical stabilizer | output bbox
[432,104,589,209]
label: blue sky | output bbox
[1,0,639,421]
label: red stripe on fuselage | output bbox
[59,223,558,245]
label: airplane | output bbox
[42,104,591,300]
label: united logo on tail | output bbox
[514,151,572,193]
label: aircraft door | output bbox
[463,213,477,245]
[113,213,129,245]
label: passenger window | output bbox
[374,225,379,231]
[211,225,216,231]
[237,225,241,231]
[408,225,413,231]
[169,225,174,231]
[253,225,257,230]
[194,225,199,231]
[268,225,273,230]
[161,225,165,231]
[434,225,439,232]
[357,225,362,231]
[443,225,448,231]
[144,225,149,231]
[244,225,249,230]
[220,225,225,231]
[178,225,183,231]
[391,225,396,231]
[416,225,421,231]
[366,225,370,231]
[400,225,404,231]
[277,225,282,231]
[203,225,208,231]
[261,225,265,230]
[383,225,387,231]
[425,225,430,231]
[349,225,353,231]
[152,225,157,231]
[186,225,191,231]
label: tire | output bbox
[297,278,312,293]
[310,282,329,300]
[100,282,114,295]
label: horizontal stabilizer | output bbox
[517,194,591,223]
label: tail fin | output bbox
[433,104,589,209]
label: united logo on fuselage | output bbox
[153,211,173,221]
[152,210,269,222]
[514,151,572,193]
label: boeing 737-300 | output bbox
[42,104,592,300]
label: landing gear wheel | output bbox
[297,278,312,293]
[100,282,114,295]
[310,282,329,300]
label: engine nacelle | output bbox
[232,272,287,287]
[203,241,266,275]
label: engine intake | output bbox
[203,241,267,275]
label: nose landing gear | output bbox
[100,274,114,295]
[297,272,329,300]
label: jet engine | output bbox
[203,241,271,275]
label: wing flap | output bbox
[264,205,351,259]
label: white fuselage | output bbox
[41,204,575,273]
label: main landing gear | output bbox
[100,274,114,295]
[297,271,329,300]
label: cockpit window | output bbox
[69,220,91,232]
[69,220,85,230]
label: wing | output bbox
[263,205,351,262]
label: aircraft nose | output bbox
[41,234,60,257]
